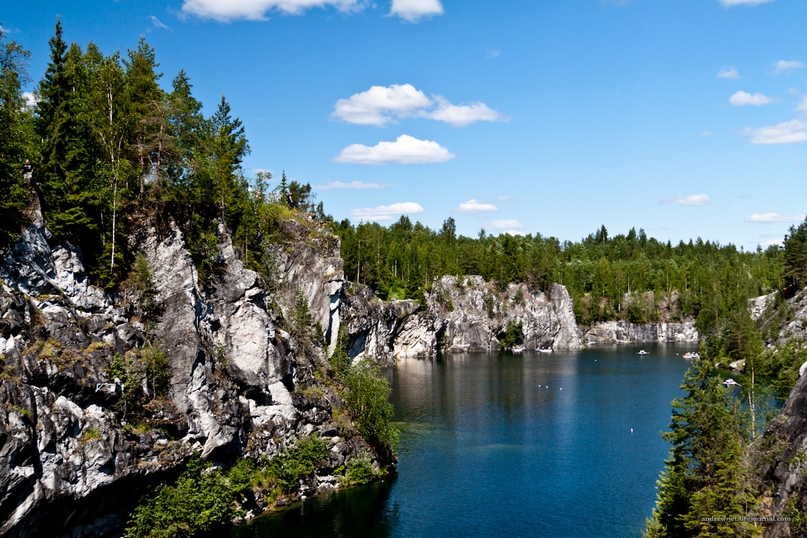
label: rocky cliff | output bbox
[749,372,807,537]
[742,289,807,535]
[0,212,376,537]
[342,276,584,363]
[584,320,698,344]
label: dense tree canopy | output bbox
[333,217,783,330]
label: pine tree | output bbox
[783,217,807,291]
[0,28,33,244]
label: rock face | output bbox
[342,276,584,363]
[584,320,699,344]
[749,373,807,537]
[0,216,373,537]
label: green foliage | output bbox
[125,457,233,538]
[342,452,384,486]
[107,342,170,417]
[340,361,398,460]
[753,339,807,399]
[0,29,34,247]
[783,216,807,291]
[645,358,758,537]
[265,434,328,493]
[498,320,524,349]
[125,253,157,317]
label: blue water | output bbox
[232,344,692,537]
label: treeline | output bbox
[333,218,783,328]
[0,22,319,289]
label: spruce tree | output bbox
[645,357,757,537]
[0,28,33,244]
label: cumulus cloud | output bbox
[457,199,498,213]
[350,201,424,221]
[489,219,524,229]
[423,96,507,127]
[22,92,37,108]
[718,0,774,5]
[181,0,361,20]
[746,213,805,223]
[332,84,431,126]
[318,180,386,190]
[150,15,170,29]
[796,96,807,113]
[332,84,506,127]
[334,134,454,164]
[773,60,805,74]
[661,194,711,206]
[729,91,776,106]
[745,120,807,144]
[717,66,740,79]
[390,0,444,22]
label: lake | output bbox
[231,344,693,537]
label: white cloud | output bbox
[718,0,774,6]
[745,120,807,144]
[181,0,362,20]
[334,134,454,164]
[350,201,424,221]
[332,84,505,127]
[457,199,498,213]
[150,15,170,29]
[758,237,784,248]
[773,60,805,74]
[717,66,739,79]
[490,219,524,229]
[22,92,37,108]
[422,96,508,127]
[796,96,807,113]
[729,91,776,106]
[318,180,386,190]
[390,0,444,22]
[332,84,431,126]
[661,194,711,206]
[746,213,805,223]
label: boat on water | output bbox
[536,347,553,353]
[638,349,648,356]
[723,378,741,387]
[511,345,525,353]
[682,352,700,360]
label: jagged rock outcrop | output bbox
[0,214,375,537]
[584,320,698,344]
[342,276,584,363]
[270,218,344,356]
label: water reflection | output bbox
[232,344,694,537]
[230,480,396,538]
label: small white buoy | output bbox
[559,387,562,390]
[630,428,633,434]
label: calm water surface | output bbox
[232,344,693,537]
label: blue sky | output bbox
[3,0,807,249]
